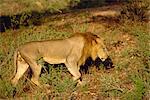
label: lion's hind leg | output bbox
[11,59,29,86]
[26,59,42,86]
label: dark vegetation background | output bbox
[0,0,128,32]
[0,0,150,99]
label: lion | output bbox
[11,32,113,87]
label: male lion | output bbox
[11,32,113,87]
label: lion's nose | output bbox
[101,58,105,61]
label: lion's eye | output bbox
[103,48,106,51]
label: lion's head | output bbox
[79,32,114,69]
[92,35,114,69]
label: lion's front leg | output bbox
[65,62,83,85]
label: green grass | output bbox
[0,7,149,99]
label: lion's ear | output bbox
[96,38,102,43]
[92,40,97,45]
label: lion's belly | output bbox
[43,57,66,64]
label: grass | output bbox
[0,0,80,16]
[0,5,150,99]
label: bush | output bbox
[121,0,149,21]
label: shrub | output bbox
[121,0,149,21]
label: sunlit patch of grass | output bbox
[121,74,146,100]
[71,23,89,33]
